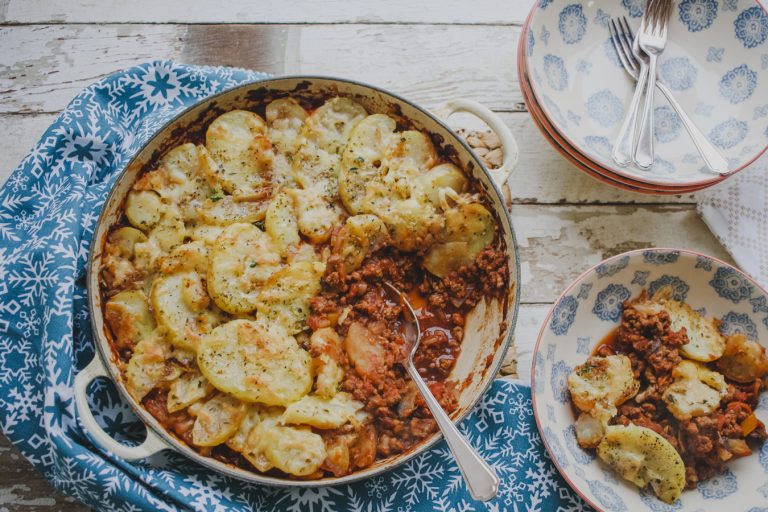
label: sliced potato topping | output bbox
[310,327,345,398]
[597,424,685,504]
[125,331,174,402]
[167,371,214,413]
[204,111,273,200]
[207,223,282,314]
[197,319,313,406]
[255,260,325,334]
[282,392,363,429]
[191,394,246,447]
[104,290,155,350]
[423,202,494,277]
[662,360,727,420]
[262,425,327,476]
[265,191,300,257]
[151,271,219,351]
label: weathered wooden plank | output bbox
[0,112,699,205]
[0,24,521,113]
[0,435,88,511]
[1,0,536,25]
[513,204,733,303]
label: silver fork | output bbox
[610,18,729,174]
[610,15,650,167]
[634,0,674,169]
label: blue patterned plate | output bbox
[532,248,768,511]
[525,0,768,187]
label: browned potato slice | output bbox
[662,361,727,420]
[191,394,246,446]
[716,333,768,383]
[204,111,272,200]
[344,322,388,378]
[597,424,685,504]
[104,290,155,351]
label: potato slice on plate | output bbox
[716,333,768,383]
[567,354,639,414]
[204,111,273,200]
[662,360,727,420]
[191,394,246,447]
[661,298,725,362]
[597,424,685,504]
[197,319,313,406]
[207,223,282,314]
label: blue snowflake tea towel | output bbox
[0,61,590,511]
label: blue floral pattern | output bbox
[586,90,624,127]
[528,28,535,57]
[710,118,749,148]
[550,360,573,403]
[593,284,631,322]
[643,250,680,265]
[735,6,768,49]
[720,64,758,104]
[596,255,630,278]
[720,311,759,340]
[585,135,612,158]
[679,0,719,32]
[543,54,568,91]
[710,266,755,303]
[550,295,579,335]
[696,255,714,270]
[707,46,726,62]
[698,468,738,499]
[648,275,690,301]
[654,106,683,143]
[588,479,627,511]
[660,57,698,90]
[622,0,646,18]
[558,4,587,44]
[543,427,569,468]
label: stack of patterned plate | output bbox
[520,0,768,194]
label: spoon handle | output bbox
[407,364,499,502]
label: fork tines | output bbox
[645,0,674,31]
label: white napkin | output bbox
[697,153,768,288]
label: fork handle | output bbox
[634,53,658,169]
[654,81,730,174]
[612,59,649,166]
[406,363,499,501]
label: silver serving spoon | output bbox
[384,282,499,502]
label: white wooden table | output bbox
[0,1,734,509]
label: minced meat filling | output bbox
[598,301,768,489]
[310,246,508,459]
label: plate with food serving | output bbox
[532,248,768,511]
[74,76,521,487]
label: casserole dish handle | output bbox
[75,356,168,460]
[436,99,519,188]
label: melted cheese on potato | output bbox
[197,320,313,406]
[567,355,639,414]
[255,261,325,335]
[663,299,725,362]
[281,392,362,429]
[207,223,282,314]
[150,271,219,351]
[662,360,727,420]
[191,394,246,446]
[104,290,155,350]
[597,424,685,504]
[203,111,273,200]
